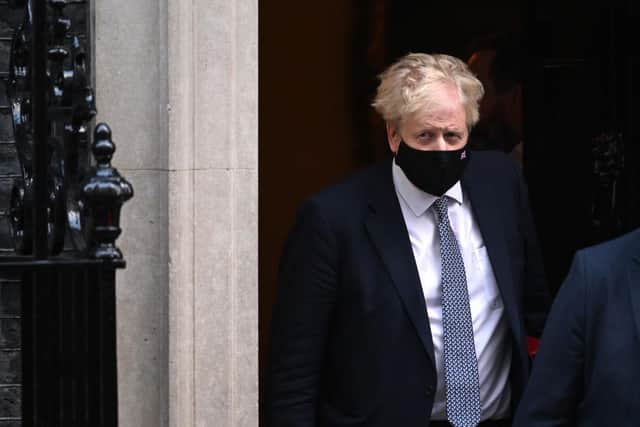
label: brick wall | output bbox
[0,275,20,427]
[1,4,24,425]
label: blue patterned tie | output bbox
[433,197,481,427]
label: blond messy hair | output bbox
[372,53,484,128]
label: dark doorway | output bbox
[349,0,640,292]
[259,0,640,422]
[523,0,639,292]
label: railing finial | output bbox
[81,124,133,260]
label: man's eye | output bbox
[445,133,461,140]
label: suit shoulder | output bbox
[299,159,388,221]
[309,160,386,204]
[575,228,640,281]
[466,150,522,191]
[579,228,640,263]
[468,150,519,175]
[470,149,514,163]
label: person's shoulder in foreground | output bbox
[514,227,640,427]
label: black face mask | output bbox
[395,140,470,196]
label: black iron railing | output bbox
[0,0,132,425]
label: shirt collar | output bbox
[392,158,464,217]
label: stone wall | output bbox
[95,0,258,425]
[0,0,258,423]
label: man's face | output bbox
[387,83,468,154]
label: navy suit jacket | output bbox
[514,228,640,426]
[267,152,549,427]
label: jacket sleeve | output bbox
[513,251,587,426]
[265,199,338,427]
[514,162,551,337]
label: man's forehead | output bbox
[407,114,467,132]
[408,101,466,126]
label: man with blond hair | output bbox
[267,53,549,427]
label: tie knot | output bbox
[433,197,449,220]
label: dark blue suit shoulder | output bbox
[574,228,640,289]
[302,160,389,223]
[467,150,519,176]
[578,229,640,274]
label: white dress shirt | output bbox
[392,160,512,421]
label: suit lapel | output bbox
[628,254,640,343]
[365,160,436,368]
[462,158,524,349]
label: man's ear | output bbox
[386,122,401,154]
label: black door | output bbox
[524,0,640,292]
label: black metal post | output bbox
[31,0,49,259]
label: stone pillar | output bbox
[95,0,258,425]
[96,0,170,424]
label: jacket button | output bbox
[426,385,435,396]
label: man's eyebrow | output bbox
[414,123,466,133]
[443,127,465,133]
